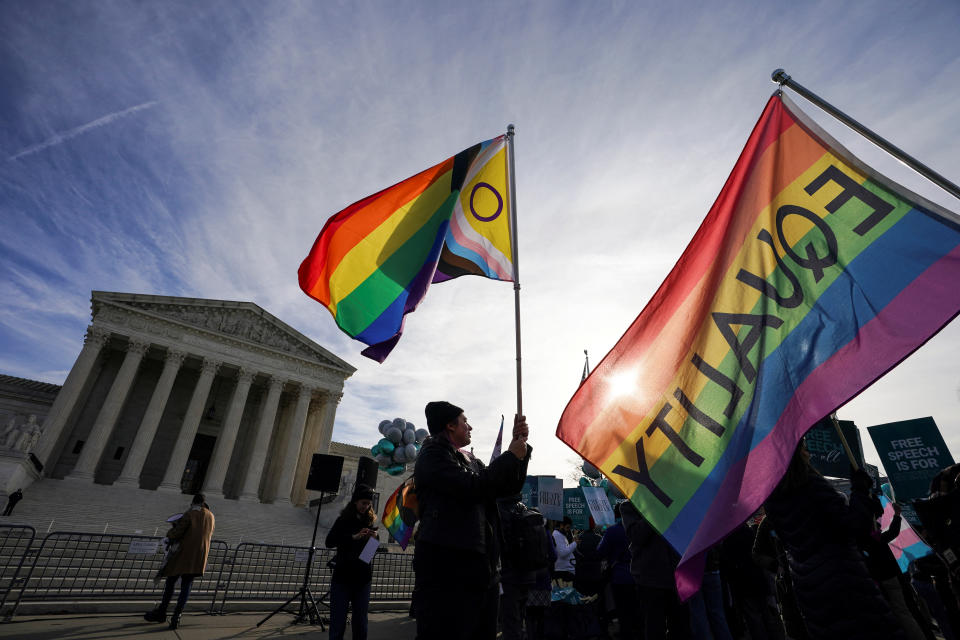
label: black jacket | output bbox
[325,509,375,586]
[413,435,530,588]
[765,471,905,639]
[620,500,679,589]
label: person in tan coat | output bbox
[144,494,215,629]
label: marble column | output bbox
[158,357,221,493]
[115,348,186,487]
[67,338,149,481]
[292,403,323,507]
[238,376,284,502]
[273,384,313,504]
[34,326,110,471]
[202,367,255,498]
[315,391,342,456]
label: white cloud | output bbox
[2,0,960,487]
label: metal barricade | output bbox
[0,525,36,620]
[370,550,415,601]
[216,542,335,613]
[3,531,229,620]
[1,531,415,619]
[215,542,414,611]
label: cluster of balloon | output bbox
[370,418,429,476]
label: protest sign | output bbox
[127,540,159,555]
[866,462,882,493]
[536,476,563,521]
[582,486,615,526]
[804,417,864,477]
[869,417,954,527]
[522,476,538,508]
[563,488,590,530]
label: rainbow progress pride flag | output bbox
[381,478,418,550]
[556,93,960,599]
[298,136,514,361]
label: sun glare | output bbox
[607,371,637,399]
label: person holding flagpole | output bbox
[412,401,530,640]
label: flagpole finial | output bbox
[771,69,789,84]
[507,124,515,137]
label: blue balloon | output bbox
[578,477,592,487]
[378,438,395,454]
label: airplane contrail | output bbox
[9,101,158,161]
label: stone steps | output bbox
[2,477,347,547]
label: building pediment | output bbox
[91,291,355,375]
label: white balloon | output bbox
[405,443,418,460]
[415,428,429,443]
[375,453,392,467]
[393,447,407,463]
[392,417,406,430]
[405,421,415,432]
[402,429,416,444]
[387,427,403,444]
[378,420,392,435]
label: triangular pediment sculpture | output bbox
[91,291,354,374]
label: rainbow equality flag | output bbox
[881,484,932,572]
[381,477,418,550]
[298,136,514,361]
[556,93,960,599]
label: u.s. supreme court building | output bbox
[0,291,400,541]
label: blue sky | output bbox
[2,0,959,481]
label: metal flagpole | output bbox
[771,69,960,202]
[506,124,523,416]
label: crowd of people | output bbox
[403,404,960,640]
[126,403,960,640]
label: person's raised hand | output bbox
[508,414,528,459]
[512,414,528,441]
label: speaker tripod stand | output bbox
[257,491,329,628]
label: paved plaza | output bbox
[0,610,416,639]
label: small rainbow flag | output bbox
[382,477,418,550]
[557,93,960,598]
[298,136,514,361]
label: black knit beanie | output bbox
[424,401,463,435]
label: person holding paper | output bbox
[143,494,215,630]
[325,484,378,640]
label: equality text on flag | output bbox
[556,92,960,598]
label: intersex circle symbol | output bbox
[469,182,503,222]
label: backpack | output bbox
[501,502,550,572]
